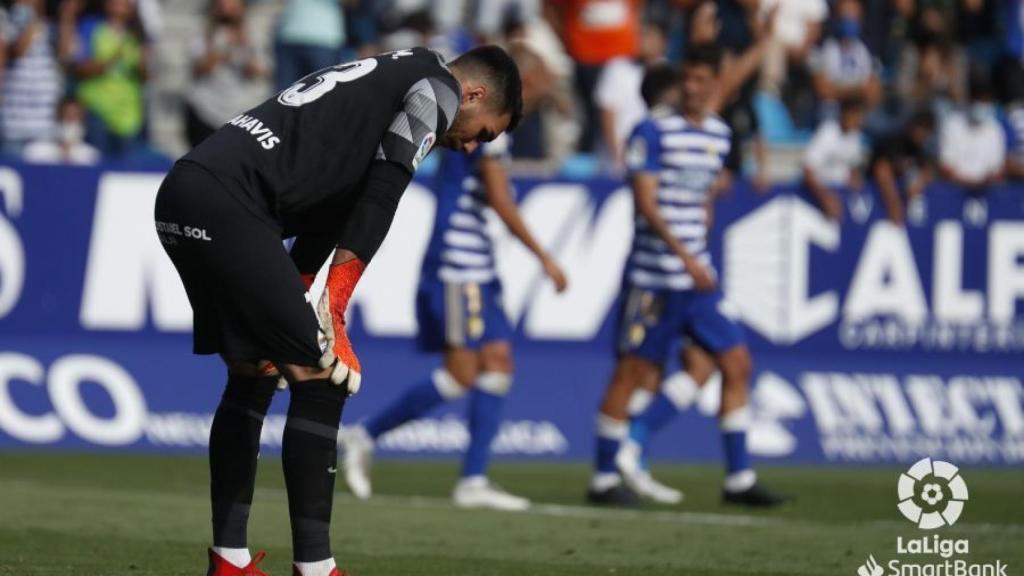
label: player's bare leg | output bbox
[343,348,475,499]
[616,363,685,504]
[588,355,655,506]
[453,341,530,511]
[617,345,724,504]
[716,345,787,506]
[345,342,527,511]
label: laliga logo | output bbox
[897,457,969,530]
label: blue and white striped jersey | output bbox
[421,134,510,284]
[624,105,731,291]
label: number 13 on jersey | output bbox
[277,58,379,107]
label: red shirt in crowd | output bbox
[552,0,642,66]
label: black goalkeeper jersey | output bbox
[183,47,461,237]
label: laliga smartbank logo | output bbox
[855,458,1009,576]
[897,457,968,529]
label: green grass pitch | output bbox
[0,453,1021,575]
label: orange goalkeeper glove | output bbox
[316,258,365,393]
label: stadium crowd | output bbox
[0,0,1021,223]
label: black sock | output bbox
[282,378,347,562]
[210,373,278,548]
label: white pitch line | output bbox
[285,491,1024,536]
[335,492,789,528]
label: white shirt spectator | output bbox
[135,0,163,40]
[939,110,1006,184]
[1005,104,1024,167]
[594,57,646,149]
[761,0,828,48]
[23,139,100,165]
[474,0,541,37]
[188,29,267,130]
[804,119,864,187]
[812,38,877,91]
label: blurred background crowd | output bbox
[1,0,1022,223]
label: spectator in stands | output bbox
[475,0,542,41]
[343,0,379,58]
[505,12,579,164]
[686,0,721,46]
[861,0,909,73]
[22,96,100,165]
[1,0,70,156]
[870,108,936,225]
[545,0,642,152]
[758,0,827,96]
[999,0,1024,66]
[69,0,150,158]
[185,0,267,148]
[273,0,345,91]
[711,0,775,190]
[133,0,162,42]
[955,0,996,63]
[896,7,966,112]
[379,10,447,57]
[0,6,7,90]
[997,55,1024,180]
[939,64,1006,193]
[803,95,867,222]
[0,5,8,147]
[594,21,667,169]
[810,0,881,110]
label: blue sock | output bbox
[461,373,510,478]
[630,392,680,472]
[720,407,752,475]
[365,371,463,439]
[629,392,678,445]
[594,415,628,474]
[722,431,750,474]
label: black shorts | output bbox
[154,161,322,366]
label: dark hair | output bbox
[907,107,935,131]
[684,1,716,40]
[450,45,524,131]
[839,94,866,114]
[994,58,1024,104]
[641,64,679,108]
[58,94,82,109]
[682,43,722,73]
[839,93,864,112]
[643,19,669,39]
[968,60,994,101]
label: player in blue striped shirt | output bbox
[588,48,785,507]
[341,47,567,511]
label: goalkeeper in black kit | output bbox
[153,46,522,576]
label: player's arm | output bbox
[317,72,458,389]
[331,71,458,264]
[709,44,767,115]
[311,158,412,391]
[704,169,734,230]
[334,160,412,266]
[803,164,842,221]
[594,63,623,168]
[479,154,568,292]
[871,157,905,225]
[632,171,715,291]
[7,10,42,58]
[708,7,776,113]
